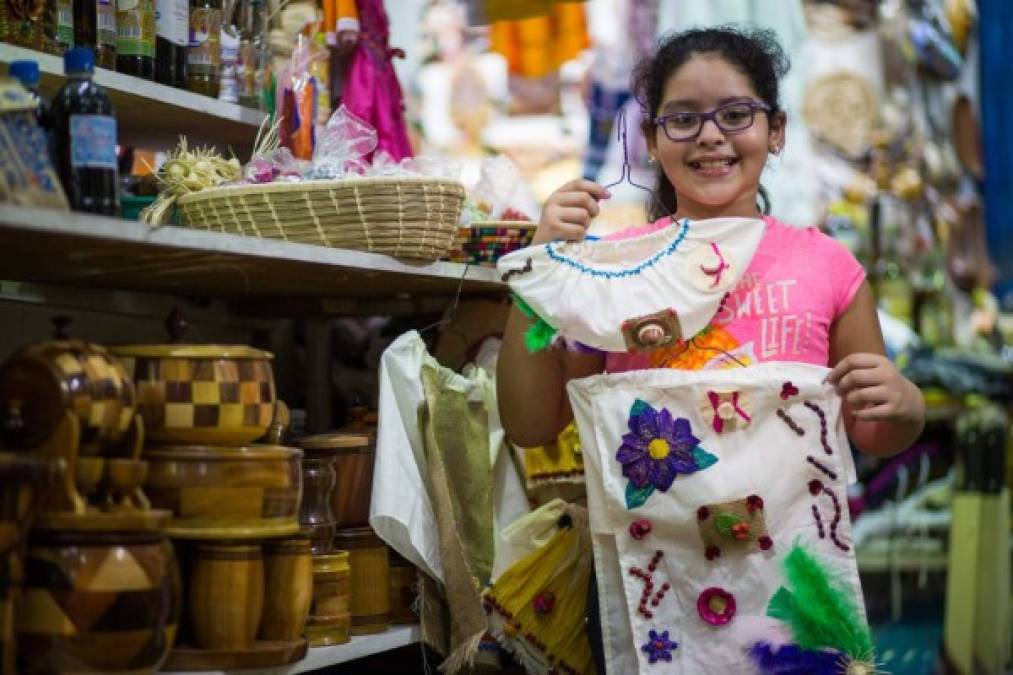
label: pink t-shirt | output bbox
[605,216,866,373]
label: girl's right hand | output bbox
[532,179,610,245]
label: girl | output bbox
[497,26,925,459]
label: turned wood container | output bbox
[109,345,276,446]
[296,450,338,555]
[298,431,374,529]
[17,525,181,674]
[388,549,418,625]
[189,543,264,651]
[335,526,389,635]
[0,339,135,456]
[143,445,303,540]
[260,537,313,641]
[0,454,57,675]
[304,551,350,647]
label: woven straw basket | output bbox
[175,177,466,260]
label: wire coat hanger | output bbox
[600,107,674,220]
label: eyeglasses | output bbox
[652,101,771,142]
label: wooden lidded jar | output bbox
[304,550,350,647]
[297,431,375,530]
[334,526,389,636]
[0,331,136,458]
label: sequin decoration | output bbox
[621,309,683,353]
[629,519,652,540]
[697,587,737,626]
[780,381,800,400]
[617,400,718,509]
[532,591,556,615]
[701,390,752,433]
[697,494,773,559]
[641,629,679,664]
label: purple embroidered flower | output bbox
[641,629,678,664]
[617,400,717,508]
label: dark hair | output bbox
[632,26,790,220]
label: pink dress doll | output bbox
[337,0,414,161]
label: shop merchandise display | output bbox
[0,70,67,208]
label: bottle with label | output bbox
[155,0,188,87]
[218,23,239,103]
[186,0,222,98]
[74,0,117,68]
[236,0,257,108]
[50,47,120,216]
[8,60,52,131]
[116,0,155,78]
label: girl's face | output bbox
[647,53,786,220]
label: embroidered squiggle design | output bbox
[699,242,731,288]
[500,257,533,282]
[808,479,849,552]
[803,401,833,455]
[628,550,671,619]
[806,455,838,480]
[777,408,805,436]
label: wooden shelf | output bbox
[0,44,266,154]
[159,625,421,674]
[0,205,504,306]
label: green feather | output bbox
[766,542,874,659]
[524,318,558,352]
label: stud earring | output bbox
[648,155,657,165]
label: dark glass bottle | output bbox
[116,0,155,78]
[186,0,222,97]
[50,47,120,216]
[155,0,188,87]
[73,0,117,69]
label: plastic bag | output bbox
[243,146,307,184]
[306,105,378,179]
[470,155,526,219]
[279,36,319,161]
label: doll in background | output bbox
[335,0,414,160]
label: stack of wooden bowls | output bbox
[0,328,181,675]
[107,341,312,671]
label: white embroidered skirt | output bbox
[568,363,868,674]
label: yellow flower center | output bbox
[648,438,671,460]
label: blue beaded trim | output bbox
[545,219,691,278]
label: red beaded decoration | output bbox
[630,550,670,618]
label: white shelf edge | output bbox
[0,204,503,288]
[158,625,421,675]
[0,44,266,127]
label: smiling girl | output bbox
[498,26,924,460]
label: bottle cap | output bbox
[64,47,95,75]
[8,61,40,87]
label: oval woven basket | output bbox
[176,177,467,260]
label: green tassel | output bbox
[766,542,874,660]
[525,318,558,352]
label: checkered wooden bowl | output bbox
[109,345,276,446]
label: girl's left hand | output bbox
[827,353,924,423]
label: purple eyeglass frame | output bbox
[652,100,771,142]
